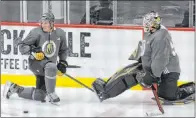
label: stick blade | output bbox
[146,110,163,117]
[67,65,81,68]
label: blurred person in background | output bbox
[175,3,195,27]
[80,0,113,25]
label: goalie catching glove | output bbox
[57,60,68,76]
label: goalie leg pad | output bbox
[92,78,108,102]
[177,82,195,100]
[152,86,195,105]
[158,72,195,101]
[105,74,137,98]
[92,74,138,102]
[152,93,195,105]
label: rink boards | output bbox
[1,23,195,90]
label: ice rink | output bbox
[1,85,194,117]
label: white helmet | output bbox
[143,11,161,32]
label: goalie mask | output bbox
[143,11,161,33]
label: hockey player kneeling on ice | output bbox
[92,11,195,103]
[3,12,68,105]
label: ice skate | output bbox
[3,81,24,99]
[47,92,60,106]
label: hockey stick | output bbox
[67,65,81,68]
[64,73,95,92]
[146,84,165,116]
[151,84,164,114]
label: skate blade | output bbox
[50,102,60,106]
[45,97,60,106]
[3,81,12,99]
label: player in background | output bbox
[3,12,68,105]
[92,11,195,103]
[80,0,113,25]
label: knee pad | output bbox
[32,89,47,101]
[92,74,138,101]
[44,62,57,79]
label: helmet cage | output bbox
[143,11,161,32]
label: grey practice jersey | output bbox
[141,25,181,77]
[19,27,67,63]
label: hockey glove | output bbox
[136,70,159,88]
[31,46,45,61]
[57,60,68,76]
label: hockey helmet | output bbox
[40,12,55,23]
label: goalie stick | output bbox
[145,84,165,117]
[151,84,165,114]
[64,73,95,92]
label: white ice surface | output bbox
[1,85,194,117]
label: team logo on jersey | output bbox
[42,41,56,58]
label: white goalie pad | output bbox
[128,40,146,61]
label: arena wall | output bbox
[1,22,194,90]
